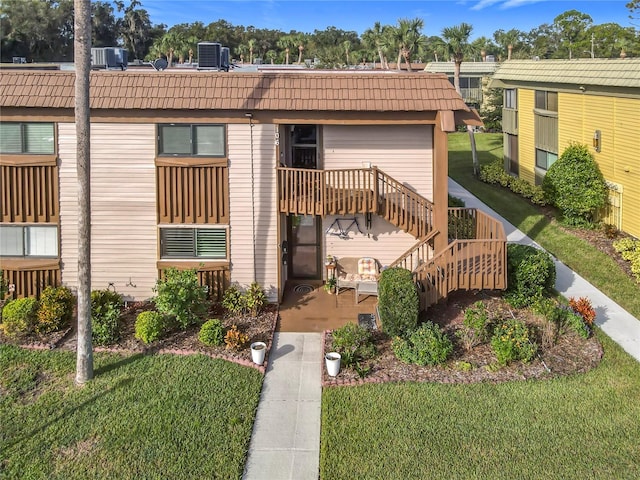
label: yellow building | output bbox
[490,59,640,239]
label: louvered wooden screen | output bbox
[157,165,229,224]
[1,165,59,223]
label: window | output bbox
[504,89,517,109]
[0,225,58,257]
[0,122,55,154]
[160,227,227,259]
[534,91,557,112]
[158,124,225,156]
[536,149,558,171]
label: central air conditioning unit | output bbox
[198,42,222,70]
[91,47,128,70]
[220,47,230,71]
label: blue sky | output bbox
[134,0,635,39]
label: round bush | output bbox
[135,311,168,344]
[542,143,607,226]
[199,318,225,347]
[378,267,419,338]
[392,322,453,366]
[37,286,75,334]
[491,318,537,365]
[91,289,124,346]
[1,297,39,338]
[505,244,556,308]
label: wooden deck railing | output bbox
[277,166,434,238]
[388,230,438,272]
[411,208,507,310]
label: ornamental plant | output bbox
[224,324,248,350]
[36,285,75,334]
[1,297,39,338]
[222,284,246,317]
[199,318,225,347]
[153,268,208,330]
[245,282,267,317]
[490,318,537,365]
[392,321,453,366]
[378,267,418,337]
[505,244,556,308]
[542,143,607,227]
[456,301,491,350]
[569,297,596,327]
[91,289,123,345]
[331,322,376,368]
[134,311,169,344]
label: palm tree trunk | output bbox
[454,60,462,95]
[74,0,93,385]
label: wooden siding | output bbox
[516,89,536,185]
[58,123,158,299]
[228,123,278,300]
[322,125,433,201]
[1,164,59,223]
[157,164,229,224]
[1,259,60,299]
[558,93,640,238]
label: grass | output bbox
[320,132,640,479]
[321,332,640,479]
[448,132,640,320]
[0,345,263,479]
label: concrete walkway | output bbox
[243,332,321,480]
[449,178,640,363]
[243,180,640,480]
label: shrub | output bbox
[199,318,225,347]
[153,268,208,330]
[91,289,123,346]
[567,311,591,339]
[0,270,8,299]
[613,238,640,282]
[569,297,596,327]
[479,160,510,186]
[505,244,556,308]
[490,318,537,365]
[392,321,453,366]
[532,298,567,347]
[479,160,547,206]
[224,324,248,350]
[448,195,465,207]
[331,322,376,368]
[448,209,476,240]
[378,267,418,337]
[134,311,168,344]
[1,298,39,338]
[456,301,491,350]
[222,284,246,317]
[542,143,607,227]
[36,286,75,334]
[245,282,267,317]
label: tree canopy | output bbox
[1,1,638,64]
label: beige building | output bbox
[0,69,506,309]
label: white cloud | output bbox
[470,0,545,10]
[471,0,503,11]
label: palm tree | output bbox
[236,43,247,64]
[74,0,93,385]
[277,35,296,64]
[441,22,474,95]
[265,49,277,64]
[390,18,424,71]
[343,40,351,65]
[248,38,256,64]
[362,22,390,69]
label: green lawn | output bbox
[0,346,263,479]
[320,132,640,479]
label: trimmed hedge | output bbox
[36,286,75,334]
[505,244,556,308]
[135,311,169,344]
[1,298,39,338]
[378,267,418,338]
[479,160,546,206]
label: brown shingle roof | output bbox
[0,70,470,112]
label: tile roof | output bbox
[0,70,471,112]
[491,59,640,89]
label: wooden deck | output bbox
[278,281,379,333]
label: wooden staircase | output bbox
[277,167,507,310]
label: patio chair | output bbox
[335,257,380,304]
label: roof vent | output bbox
[91,47,128,70]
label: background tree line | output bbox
[1,0,639,65]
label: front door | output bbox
[287,214,321,279]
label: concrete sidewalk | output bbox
[449,178,640,363]
[243,332,321,480]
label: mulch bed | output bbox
[323,290,603,387]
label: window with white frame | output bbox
[158,124,225,156]
[535,149,558,171]
[0,122,55,154]
[0,225,58,257]
[160,227,227,259]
